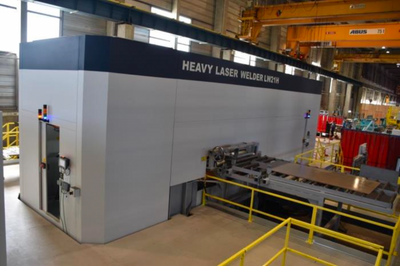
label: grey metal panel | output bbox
[0,53,17,110]
[169,184,184,217]
[104,73,176,242]
[360,165,399,185]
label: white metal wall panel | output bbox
[0,53,17,110]
[80,71,109,243]
[180,0,215,29]
[104,73,176,242]
[19,70,82,241]
[170,79,320,186]
[63,12,107,36]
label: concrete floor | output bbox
[2,165,397,266]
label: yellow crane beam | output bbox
[287,22,400,43]
[334,53,400,64]
[239,0,400,43]
[333,53,400,72]
[286,22,400,57]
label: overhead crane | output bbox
[286,22,400,59]
[239,0,400,43]
[333,53,400,71]
[334,53,400,64]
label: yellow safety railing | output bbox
[203,175,400,266]
[294,140,358,173]
[219,218,384,266]
[2,122,19,149]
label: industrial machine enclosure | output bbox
[19,36,322,244]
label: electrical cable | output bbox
[61,192,68,234]
[60,192,65,232]
[59,173,66,232]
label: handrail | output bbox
[204,174,400,266]
[219,218,385,266]
[295,155,360,173]
[294,140,355,173]
[218,219,291,266]
[2,122,19,149]
[205,175,395,230]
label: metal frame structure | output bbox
[203,175,400,266]
[207,143,399,215]
[205,142,400,265]
[2,122,19,148]
[335,53,400,64]
[287,22,400,47]
[239,0,400,43]
[28,0,362,86]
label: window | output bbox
[284,65,295,75]
[27,3,61,42]
[329,78,334,93]
[151,7,174,19]
[234,51,256,66]
[312,61,321,80]
[149,30,175,48]
[0,0,19,53]
[149,7,192,52]
[149,7,176,49]
[177,16,191,52]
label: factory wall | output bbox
[19,36,321,243]
[62,12,107,36]
[0,52,18,111]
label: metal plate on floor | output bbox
[272,163,380,195]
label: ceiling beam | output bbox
[25,0,362,86]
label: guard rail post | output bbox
[248,190,255,223]
[307,207,317,244]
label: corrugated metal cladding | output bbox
[180,0,215,30]
[0,53,17,111]
[63,12,107,36]
[258,27,271,49]
[226,0,246,37]
[179,0,215,57]
[123,0,172,11]
[143,0,172,10]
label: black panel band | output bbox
[20,35,322,95]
